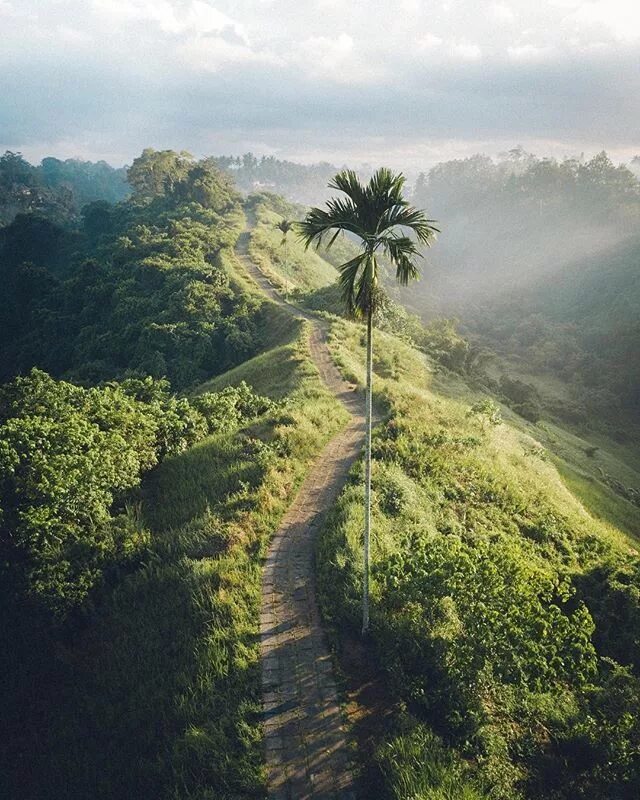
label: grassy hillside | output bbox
[318,317,640,799]
[246,193,338,292]
[235,194,640,796]
[0,151,358,799]
[466,235,640,439]
[0,286,349,799]
[2,156,638,800]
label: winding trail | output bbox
[235,232,366,798]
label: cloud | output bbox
[507,43,551,60]
[0,0,638,168]
[417,33,444,49]
[570,0,640,42]
[490,3,516,23]
[92,0,245,39]
[450,40,483,60]
[287,32,384,83]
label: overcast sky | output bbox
[1,0,639,170]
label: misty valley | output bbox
[1,146,639,800]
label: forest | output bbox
[0,148,639,800]
[408,149,640,440]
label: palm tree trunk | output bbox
[284,238,288,295]
[362,304,373,635]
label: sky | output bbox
[1,0,639,170]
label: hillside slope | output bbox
[0,156,353,799]
[250,197,640,799]
[399,152,640,440]
[1,160,638,799]
[0,252,350,799]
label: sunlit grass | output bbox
[317,314,639,798]
[377,724,489,800]
[248,200,338,292]
[6,291,348,799]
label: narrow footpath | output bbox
[235,232,366,799]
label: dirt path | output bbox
[236,233,366,798]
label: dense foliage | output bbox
[0,150,129,226]
[319,319,640,800]
[0,150,259,390]
[0,369,272,619]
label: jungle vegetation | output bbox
[0,149,638,800]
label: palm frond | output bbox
[337,252,369,316]
[295,201,365,249]
[376,205,440,244]
[328,170,368,207]
[378,234,422,285]
[368,168,405,207]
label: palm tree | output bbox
[298,168,438,634]
[276,219,294,293]
[276,219,294,298]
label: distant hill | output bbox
[407,150,639,308]
[399,150,640,431]
[0,151,130,226]
[464,235,640,431]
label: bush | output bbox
[193,381,275,434]
[375,533,597,712]
[0,370,275,618]
[0,370,161,616]
[468,398,503,427]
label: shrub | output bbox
[0,370,275,618]
[468,398,503,427]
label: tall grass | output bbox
[317,316,640,799]
[0,299,348,799]
[377,724,488,800]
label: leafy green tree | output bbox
[173,160,239,211]
[298,168,438,632]
[127,148,194,202]
[0,370,161,616]
[422,318,471,372]
[0,368,276,620]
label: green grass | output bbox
[554,460,640,543]
[199,338,306,400]
[377,723,489,800]
[0,291,349,800]
[317,315,640,800]
[247,198,338,292]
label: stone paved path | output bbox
[236,233,366,798]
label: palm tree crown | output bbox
[297,168,438,314]
[276,218,294,245]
